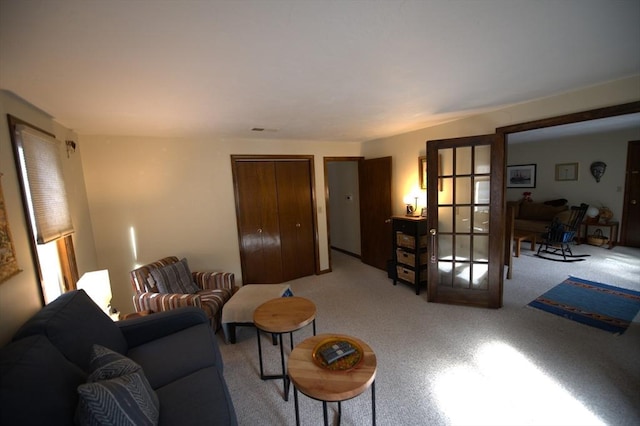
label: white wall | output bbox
[80,135,362,315]
[0,91,98,345]
[327,161,361,255]
[506,128,640,221]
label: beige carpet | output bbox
[218,244,640,425]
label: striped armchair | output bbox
[129,256,238,332]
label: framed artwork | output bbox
[0,173,22,284]
[555,162,578,181]
[506,164,536,188]
[419,156,427,189]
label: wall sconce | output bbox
[65,140,76,158]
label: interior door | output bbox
[276,160,316,281]
[621,140,640,247]
[426,135,505,308]
[359,156,392,270]
[233,161,283,283]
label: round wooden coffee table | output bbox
[288,333,377,426]
[253,296,317,401]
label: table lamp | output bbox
[76,269,119,320]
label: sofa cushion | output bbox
[513,219,551,234]
[76,371,160,426]
[544,198,568,207]
[12,290,127,372]
[519,202,568,221]
[117,307,209,349]
[0,335,87,425]
[88,344,142,382]
[150,258,199,294]
[126,322,222,389]
[155,366,237,426]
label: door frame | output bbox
[231,155,321,277]
[323,157,364,272]
[496,101,640,245]
[323,156,392,272]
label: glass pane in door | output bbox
[475,145,491,173]
[438,207,453,233]
[434,143,491,292]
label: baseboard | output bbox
[331,246,361,259]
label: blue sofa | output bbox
[0,289,237,425]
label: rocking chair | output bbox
[536,203,590,262]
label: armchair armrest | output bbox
[132,292,202,313]
[193,271,236,292]
[118,307,209,349]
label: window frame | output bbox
[7,115,78,304]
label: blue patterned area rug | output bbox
[528,276,640,334]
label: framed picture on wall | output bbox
[506,164,536,188]
[555,162,578,181]
[0,173,22,284]
[419,156,427,189]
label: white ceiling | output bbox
[1,0,639,142]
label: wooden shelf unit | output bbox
[392,216,428,295]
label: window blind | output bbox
[15,124,74,244]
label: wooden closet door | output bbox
[234,161,283,283]
[276,161,315,281]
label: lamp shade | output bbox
[76,269,113,317]
[586,206,600,218]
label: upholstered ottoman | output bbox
[221,284,292,343]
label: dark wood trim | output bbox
[57,235,79,291]
[330,246,361,259]
[7,114,55,138]
[230,154,320,279]
[6,114,47,306]
[426,134,503,308]
[496,101,640,135]
[231,154,313,162]
[307,157,320,275]
[8,115,81,304]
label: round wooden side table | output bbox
[288,333,377,426]
[253,296,317,401]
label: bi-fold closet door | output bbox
[232,157,316,284]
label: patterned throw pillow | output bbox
[76,372,159,426]
[75,345,160,426]
[150,258,200,294]
[87,344,141,382]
